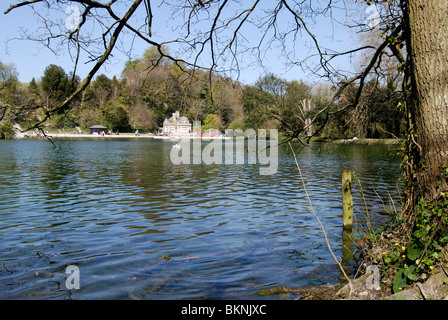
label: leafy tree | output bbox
[93,74,113,107]
[241,74,314,134]
[0,120,15,139]
[104,104,131,132]
[41,65,69,100]
[0,61,36,125]
[241,85,273,130]
[198,82,215,115]
[41,64,79,113]
[282,80,313,135]
[28,77,39,100]
[227,118,246,131]
[79,108,101,129]
[202,114,222,131]
[0,61,18,95]
[0,61,19,121]
[141,45,171,68]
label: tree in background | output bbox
[242,74,313,135]
[0,61,19,122]
[40,64,80,129]
[92,74,113,108]
[282,80,313,136]
[41,64,79,109]
[103,104,131,132]
[0,60,38,127]
[241,85,273,131]
[201,113,222,132]
[0,120,15,139]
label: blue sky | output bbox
[0,1,369,86]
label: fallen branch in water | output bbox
[255,284,344,299]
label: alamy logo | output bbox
[170,128,279,176]
[365,4,380,30]
[65,5,81,31]
[365,265,380,290]
[65,265,80,289]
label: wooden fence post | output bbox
[342,170,353,230]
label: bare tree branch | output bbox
[4,0,45,14]
[12,0,145,131]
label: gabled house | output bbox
[162,111,191,136]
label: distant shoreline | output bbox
[332,138,402,145]
[19,132,230,140]
[18,132,154,139]
[14,132,402,145]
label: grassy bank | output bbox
[332,138,402,145]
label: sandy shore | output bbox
[23,132,157,139]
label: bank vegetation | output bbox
[1,53,404,141]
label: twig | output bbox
[373,186,389,214]
[418,217,443,262]
[355,175,373,234]
[288,141,353,295]
[377,125,400,140]
[416,282,427,300]
[388,191,398,216]
[441,263,448,278]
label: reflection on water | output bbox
[0,139,401,299]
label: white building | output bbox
[162,111,191,136]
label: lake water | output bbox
[0,138,402,299]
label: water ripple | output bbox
[0,139,401,299]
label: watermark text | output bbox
[65,265,80,289]
[170,128,279,176]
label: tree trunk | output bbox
[405,0,448,206]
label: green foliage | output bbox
[78,108,100,129]
[372,164,448,294]
[281,80,312,133]
[357,164,448,294]
[94,74,113,94]
[123,59,140,72]
[0,120,15,139]
[28,77,39,99]
[198,83,215,115]
[141,45,171,67]
[336,80,404,139]
[392,269,406,293]
[41,64,79,112]
[241,85,273,130]
[0,61,19,106]
[255,73,287,97]
[227,118,246,131]
[201,114,222,131]
[41,65,69,98]
[54,110,78,129]
[104,104,131,132]
[3,49,406,138]
[406,243,424,261]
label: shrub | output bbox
[0,120,15,139]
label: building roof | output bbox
[164,117,190,125]
[163,111,191,126]
[89,125,108,129]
